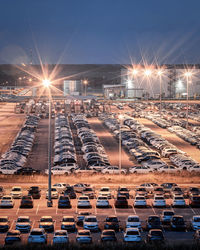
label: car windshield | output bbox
[17,218,30,222]
[106,217,118,222]
[98,197,107,200]
[85,218,97,222]
[128,217,139,222]
[151,231,163,236]
[136,197,145,200]
[78,231,90,236]
[84,188,93,192]
[55,232,67,236]
[164,212,174,216]
[7,231,19,236]
[0,218,8,222]
[12,188,21,191]
[2,197,11,200]
[79,197,88,200]
[40,218,53,222]
[103,231,115,235]
[100,188,109,192]
[63,218,74,222]
[126,231,139,235]
[155,197,164,200]
[120,188,128,191]
[31,231,43,235]
[175,197,184,200]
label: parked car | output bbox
[101,166,127,174]
[77,212,91,226]
[20,196,33,208]
[52,230,69,244]
[83,216,99,232]
[134,196,147,208]
[96,196,109,208]
[0,195,14,208]
[101,229,117,242]
[77,196,91,208]
[172,195,186,207]
[126,215,141,229]
[0,216,10,232]
[61,216,76,232]
[170,215,186,231]
[104,216,120,231]
[124,228,142,242]
[58,196,71,208]
[193,229,200,243]
[152,195,166,208]
[114,195,128,208]
[15,216,31,232]
[28,228,47,244]
[39,216,54,232]
[82,187,96,199]
[99,187,112,199]
[161,210,174,224]
[191,216,200,230]
[28,186,41,199]
[189,195,200,207]
[46,188,58,199]
[76,230,92,244]
[146,229,165,243]
[117,187,130,199]
[146,215,162,230]
[10,186,22,199]
[5,230,21,245]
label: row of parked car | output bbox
[45,114,77,175]
[0,115,40,175]
[1,215,200,245]
[73,114,111,171]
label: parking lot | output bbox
[0,185,199,245]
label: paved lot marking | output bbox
[170,206,175,213]
[113,205,117,215]
[10,220,14,230]
[151,206,156,215]
[94,205,97,215]
[16,207,19,215]
[56,206,58,215]
[132,205,136,214]
[190,207,196,215]
[31,220,35,229]
[36,204,40,215]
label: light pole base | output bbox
[47,200,53,207]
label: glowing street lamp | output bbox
[184,71,192,128]
[132,69,138,76]
[42,79,53,207]
[83,80,88,96]
[144,69,152,77]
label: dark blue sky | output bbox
[0,0,200,64]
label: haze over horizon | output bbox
[0,0,200,65]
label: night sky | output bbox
[0,0,200,64]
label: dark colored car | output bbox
[188,187,200,197]
[117,187,130,199]
[15,167,40,175]
[194,229,200,243]
[104,216,120,231]
[58,196,71,208]
[77,212,91,226]
[146,215,162,230]
[0,216,10,232]
[0,186,5,198]
[114,195,128,208]
[20,196,33,208]
[28,186,41,199]
[63,186,76,199]
[146,229,165,243]
[101,230,117,242]
[170,215,186,231]
[5,230,21,245]
[189,195,200,207]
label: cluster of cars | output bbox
[0,115,39,175]
[45,114,77,175]
[73,114,110,171]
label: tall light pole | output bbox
[157,70,163,113]
[184,71,192,129]
[42,79,53,207]
[118,114,123,173]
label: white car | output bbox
[77,196,91,208]
[191,216,200,230]
[0,195,14,208]
[10,186,22,199]
[172,196,186,207]
[52,183,67,193]
[142,160,167,170]
[46,188,59,199]
[188,165,200,173]
[59,163,77,171]
[123,228,142,242]
[126,215,141,229]
[83,216,99,231]
[0,166,20,175]
[129,166,152,174]
[73,183,90,193]
[152,195,166,207]
[28,228,47,244]
[157,165,180,173]
[96,196,109,208]
[134,196,147,207]
[101,166,127,174]
[45,167,71,175]
[52,230,69,244]
[99,187,112,199]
